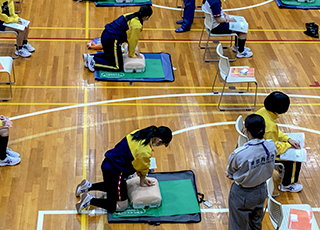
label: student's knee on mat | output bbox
[116,199,128,211]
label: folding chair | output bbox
[0,31,19,59]
[198,11,238,62]
[266,178,319,230]
[235,115,249,147]
[0,57,16,101]
[212,43,257,111]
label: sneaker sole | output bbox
[76,193,91,214]
[0,159,21,166]
[75,179,87,197]
[236,55,253,58]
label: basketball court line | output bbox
[36,119,320,230]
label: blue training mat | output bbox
[94,53,175,82]
[94,0,152,7]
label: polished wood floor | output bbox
[1,0,320,229]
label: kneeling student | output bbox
[83,5,152,72]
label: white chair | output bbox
[266,178,319,230]
[198,11,238,62]
[212,43,258,111]
[235,115,249,147]
[0,57,15,101]
[0,31,19,59]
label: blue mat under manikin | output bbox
[94,0,152,7]
[94,52,175,82]
[275,0,320,9]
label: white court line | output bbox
[153,0,274,12]
[37,120,320,229]
[37,207,320,229]
[9,92,320,121]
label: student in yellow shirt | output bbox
[83,5,153,72]
[256,91,303,193]
[0,0,35,57]
[75,125,172,213]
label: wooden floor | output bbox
[1,0,320,229]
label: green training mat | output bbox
[112,179,201,218]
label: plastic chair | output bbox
[235,115,249,147]
[212,43,258,111]
[0,31,19,59]
[266,178,319,230]
[198,11,238,62]
[0,57,15,101]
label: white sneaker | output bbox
[23,43,35,52]
[233,46,251,52]
[278,183,303,193]
[0,155,21,166]
[6,148,20,158]
[83,54,89,68]
[236,50,253,58]
[75,179,92,197]
[76,192,92,214]
[87,55,95,72]
[15,48,31,58]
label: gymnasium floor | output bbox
[1,0,320,229]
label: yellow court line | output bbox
[81,88,88,230]
[19,39,320,44]
[26,27,307,32]
[85,1,89,39]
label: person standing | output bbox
[256,91,303,193]
[226,114,277,229]
[75,125,172,213]
[175,0,195,33]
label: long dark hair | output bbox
[245,114,265,139]
[125,5,153,25]
[131,125,172,146]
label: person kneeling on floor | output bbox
[75,126,172,213]
[83,5,153,72]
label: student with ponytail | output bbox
[75,125,172,214]
[83,5,153,72]
[226,114,277,230]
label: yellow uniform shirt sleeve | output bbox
[278,130,290,142]
[127,130,153,177]
[0,120,2,127]
[126,18,142,58]
[0,0,19,23]
[132,150,151,177]
[264,130,291,155]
